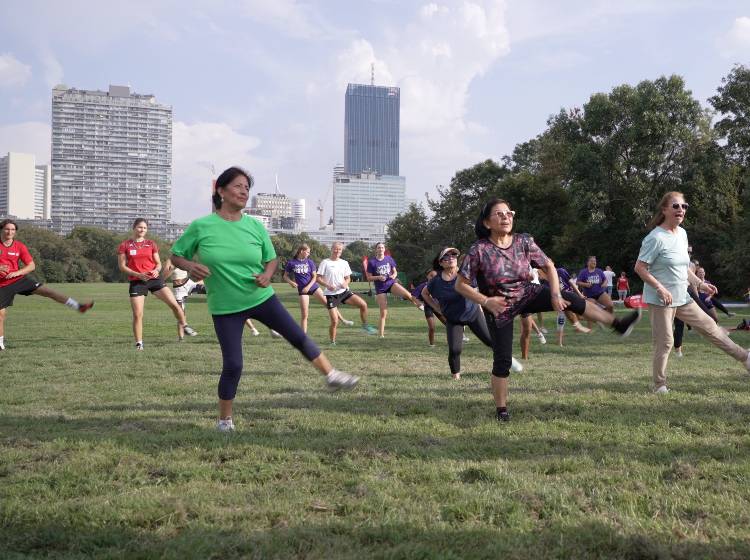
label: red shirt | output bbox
[118,239,159,281]
[0,240,34,288]
[617,277,629,290]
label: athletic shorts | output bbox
[129,278,166,297]
[423,304,434,318]
[326,290,354,309]
[376,281,396,295]
[298,283,320,296]
[0,275,43,309]
[174,279,197,302]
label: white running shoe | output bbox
[135,342,144,351]
[341,319,355,326]
[462,335,470,343]
[511,357,524,373]
[0,341,5,351]
[674,348,683,358]
[217,417,235,432]
[326,369,359,391]
[418,304,425,311]
[540,327,548,334]
[183,325,198,337]
[270,330,282,338]
[536,332,547,344]
[654,386,669,394]
[452,372,461,380]
[251,328,260,336]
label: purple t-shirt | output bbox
[285,258,317,293]
[412,281,427,301]
[460,234,549,326]
[557,267,573,293]
[367,255,397,293]
[577,267,606,298]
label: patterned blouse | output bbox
[460,234,550,326]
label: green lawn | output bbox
[1,283,749,559]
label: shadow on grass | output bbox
[2,517,749,559]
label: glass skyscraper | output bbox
[344,84,400,176]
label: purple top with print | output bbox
[460,234,549,326]
[367,255,397,293]
[285,258,317,292]
[556,267,573,293]
[576,267,605,298]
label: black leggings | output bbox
[485,286,586,378]
[212,295,321,400]
[446,310,493,374]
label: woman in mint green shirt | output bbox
[634,191,749,394]
[171,167,359,432]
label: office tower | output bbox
[344,84,400,175]
[332,171,406,236]
[51,84,172,235]
[0,152,48,220]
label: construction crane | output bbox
[317,181,334,229]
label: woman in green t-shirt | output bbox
[171,167,359,432]
[634,191,750,394]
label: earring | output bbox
[220,197,224,202]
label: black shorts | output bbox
[0,275,43,309]
[129,278,166,297]
[326,290,354,309]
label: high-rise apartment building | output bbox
[51,84,172,235]
[0,152,50,220]
[344,84,400,175]
[333,171,406,237]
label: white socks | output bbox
[64,298,80,311]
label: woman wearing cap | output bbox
[412,269,446,347]
[282,243,354,333]
[0,218,94,351]
[118,218,197,350]
[423,247,522,380]
[366,242,422,338]
[170,166,359,432]
[634,191,750,394]
[456,198,641,421]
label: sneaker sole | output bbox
[619,309,642,338]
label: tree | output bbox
[385,203,434,283]
[710,64,750,168]
[68,226,122,281]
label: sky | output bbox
[0,1,748,227]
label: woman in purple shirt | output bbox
[455,198,641,422]
[366,242,422,337]
[282,243,354,333]
[577,256,614,314]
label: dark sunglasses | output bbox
[671,203,689,210]
[441,253,459,260]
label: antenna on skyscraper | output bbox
[275,173,282,195]
[371,62,375,86]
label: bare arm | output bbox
[170,255,210,281]
[634,260,672,305]
[6,260,35,279]
[455,275,506,316]
[282,270,298,289]
[421,286,442,314]
[542,261,568,312]
[118,253,149,281]
[255,258,278,288]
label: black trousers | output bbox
[446,310,493,374]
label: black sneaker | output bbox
[496,410,511,422]
[612,309,641,337]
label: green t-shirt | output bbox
[171,213,277,315]
[637,225,691,307]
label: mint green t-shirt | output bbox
[171,213,276,315]
[637,226,691,307]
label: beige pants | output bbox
[649,301,748,389]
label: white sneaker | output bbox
[326,369,359,391]
[654,386,669,394]
[341,319,355,326]
[674,348,683,358]
[270,330,282,338]
[536,332,547,344]
[511,357,524,373]
[251,328,260,336]
[0,341,4,350]
[217,417,235,432]
[452,372,461,380]
[462,335,470,343]
[418,304,425,311]
[540,327,548,334]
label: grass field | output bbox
[1,282,750,559]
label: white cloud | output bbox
[40,51,64,88]
[719,16,750,58]
[0,121,50,163]
[239,0,337,40]
[172,121,263,221]
[0,53,32,88]
[336,39,395,90]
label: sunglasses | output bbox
[490,210,515,219]
[441,253,458,260]
[671,203,689,210]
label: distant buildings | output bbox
[344,84,400,176]
[51,84,172,235]
[0,152,51,220]
[249,191,304,231]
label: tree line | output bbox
[386,66,750,297]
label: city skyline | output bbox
[0,1,748,228]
